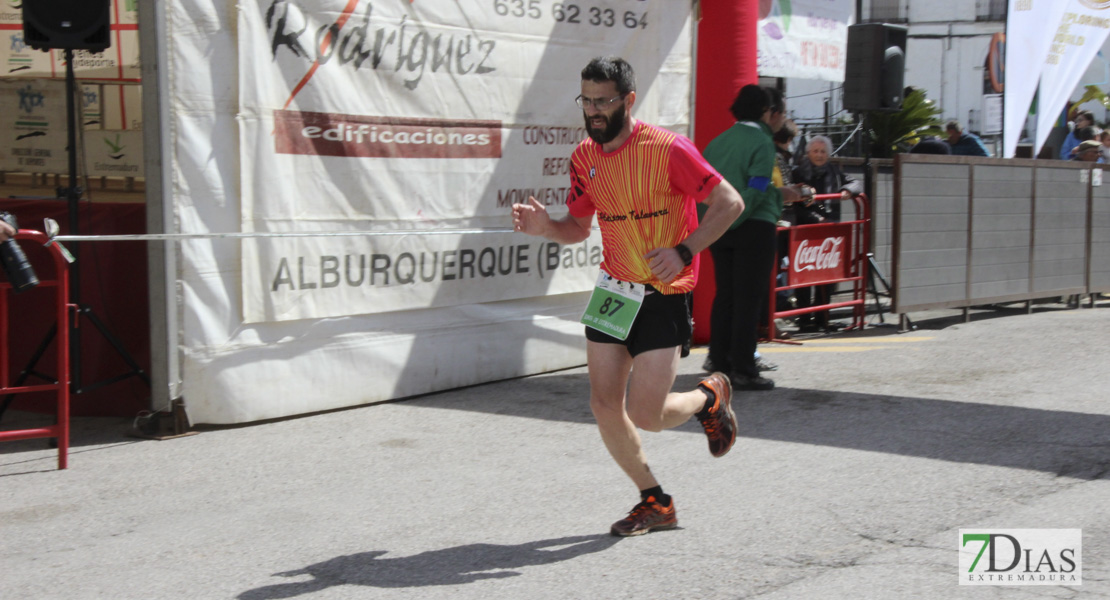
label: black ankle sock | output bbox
[640,486,671,506]
[695,385,715,419]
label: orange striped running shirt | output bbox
[566,121,722,294]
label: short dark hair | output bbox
[765,86,785,114]
[581,56,636,95]
[909,136,951,155]
[773,120,796,144]
[1076,126,1099,142]
[1075,110,1095,124]
[945,120,962,133]
[729,84,770,122]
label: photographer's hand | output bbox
[0,218,14,241]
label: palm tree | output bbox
[863,88,944,157]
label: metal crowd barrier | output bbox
[0,229,72,470]
[766,193,870,342]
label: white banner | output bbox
[238,0,693,322]
[0,79,68,173]
[1033,1,1110,156]
[251,233,602,321]
[757,0,853,82]
[1004,0,1067,158]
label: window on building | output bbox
[976,0,1007,21]
[864,0,907,23]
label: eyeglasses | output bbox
[575,94,624,111]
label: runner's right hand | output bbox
[512,197,550,237]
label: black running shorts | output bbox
[584,288,691,357]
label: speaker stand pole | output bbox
[61,49,84,391]
[59,48,150,399]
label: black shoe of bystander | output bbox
[702,356,729,374]
[731,373,775,391]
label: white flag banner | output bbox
[238,0,693,322]
[757,0,854,82]
[1004,0,1068,158]
[1034,0,1110,156]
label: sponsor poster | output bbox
[238,0,694,322]
[82,84,104,129]
[1,24,54,77]
[789,223,852,286]
[0,78,68,173]
[0,80,142,175]
[85,129,143,177]
[757,0,854,82]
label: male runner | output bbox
[512,57,744,536]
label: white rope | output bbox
[50,227,524,242]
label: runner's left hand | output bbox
[645,247,684,283]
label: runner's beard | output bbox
[584,104,626,145]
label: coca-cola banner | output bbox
[238,0,694,322]
[789,223,852,286]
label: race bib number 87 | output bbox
[581,271,645,341]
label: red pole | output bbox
[0,230,71,469]
[692,0,760,344]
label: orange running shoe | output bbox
[697,372,737,457]
[609,496,678,537]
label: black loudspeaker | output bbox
[843,23,907,112]
[23,0,111,52]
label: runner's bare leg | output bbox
[587,342,710,490]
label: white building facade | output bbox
[778,0,1110,157]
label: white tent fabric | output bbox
[1031,2,1110,157]
[167,0,696,424]
[1003,0,1067,158]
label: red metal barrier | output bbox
[0,229,72,469]
[766,193,870,342]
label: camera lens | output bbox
[1,238,39,293]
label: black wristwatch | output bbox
[674,243,693,266]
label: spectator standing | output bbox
[1072,126,1100,154]
[909,135,951,155]
[790,135,862,332]
[772,120,796,188]
[701,85,801,391]
[772,120,797,224]
[945,121,991,157]
[1059,110,1095,160]
[1099,130,1110,163]
[791,135,862,223]
[1074,139,1104,163]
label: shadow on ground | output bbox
[237,534,620,599]
[409,371,1110,483]
[0,411,138,473]
[797,299,1108,340]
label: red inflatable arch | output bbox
[692,0,759,343]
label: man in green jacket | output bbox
[701,85,800,390]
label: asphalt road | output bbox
[2,302,1108,599]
